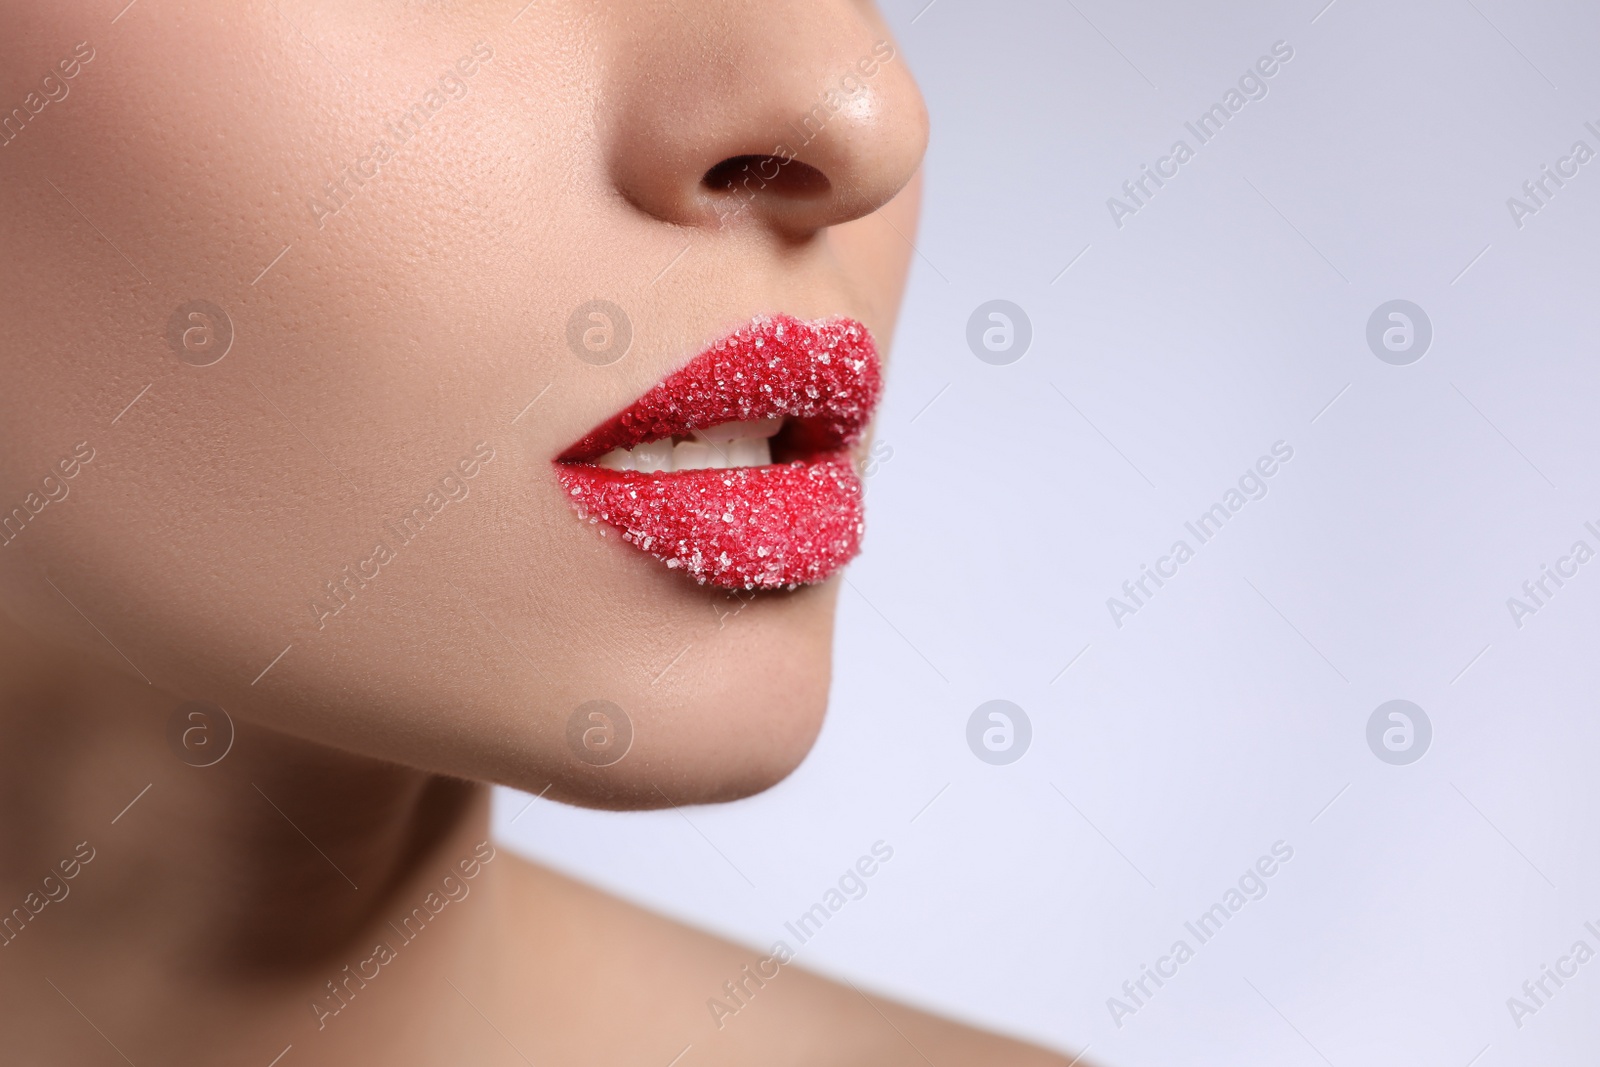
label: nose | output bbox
[601,2,929,237]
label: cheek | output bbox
[0,11,583,727]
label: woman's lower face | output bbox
[0,0,928,807]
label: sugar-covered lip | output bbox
[554,315,882,590]
[556,314,880,463]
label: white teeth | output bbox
[630,439,674,473]
[673,440,726,470]
[724,437,771,468]
[592,419,783,473]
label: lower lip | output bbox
[555,314,879,590]
[557,458,864,589]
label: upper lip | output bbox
[555,314,881,464]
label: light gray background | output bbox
[497,1,1600,1063]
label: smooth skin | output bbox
[0,1,1071,1062]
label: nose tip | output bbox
[603,6,929,236]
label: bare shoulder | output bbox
[494,854,1076,1066]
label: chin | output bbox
[521,580,842,812]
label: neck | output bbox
[0,611,493,1059]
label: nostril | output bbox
[702,155,831,200]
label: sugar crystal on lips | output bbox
[560,459,864,590]
[555,315,881,590]
[557,315,880,462]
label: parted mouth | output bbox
[556,314,880,467]
[554,314,882,590]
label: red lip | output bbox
[555,314,882,590]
